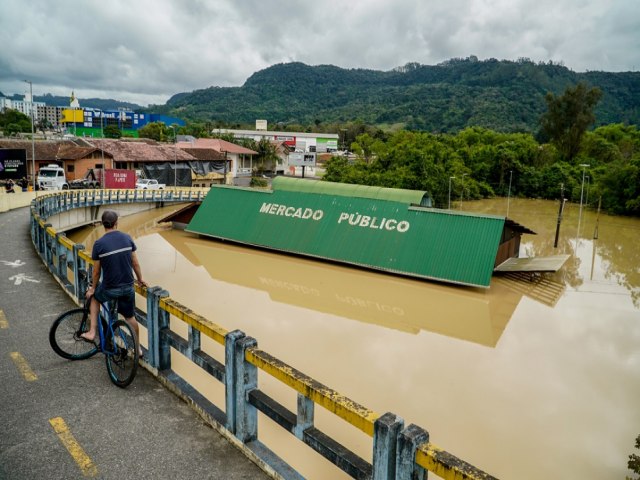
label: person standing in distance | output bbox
[81,210,147,355]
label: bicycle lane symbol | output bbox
[1,260,27,268]
[8,273,40,286]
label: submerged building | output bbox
[186,177,539,288]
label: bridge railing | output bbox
[30,189,497,480]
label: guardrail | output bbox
[29,189,497,480]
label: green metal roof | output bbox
[272,177,432,207]
[186,182,506,287]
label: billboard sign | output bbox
[0,149,28,180]
[288,152,316,167]
[316,138,338,152]
[274,135,296,147]
[104,169,136,189]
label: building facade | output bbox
[1,94,183,136]
[216,128,339,153]
[0,96,48,121]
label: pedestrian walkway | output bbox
[0,207,270,480]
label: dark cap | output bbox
[101,210,118,228]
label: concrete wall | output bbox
[45,201,158,232]
[0,190,35,213]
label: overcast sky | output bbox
[1,0,638,107]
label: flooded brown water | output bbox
[70,198,640,479]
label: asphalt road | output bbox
[0,207,269,480]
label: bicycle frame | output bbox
[50,294,138,387]
[96,299,119,356]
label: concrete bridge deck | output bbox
[0,206,269,480]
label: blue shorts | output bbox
[94,284,135,319]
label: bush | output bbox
[629,434,640,480]
[250,177,268,188]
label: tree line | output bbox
[324,83,639,216]
[2,81,638,216]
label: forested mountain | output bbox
[151,57,640,133]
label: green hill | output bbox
[152,57,640,133]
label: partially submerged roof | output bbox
[495,255,570,273]
[272,177,432,207]
[186,179,510,287]
[505,218,536,235]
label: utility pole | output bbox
[590,196,602,280]
[554,183,566,248]
[23,80,36,192]
[578,164,590,222]
[576,164,590,248]
[507,170,513,217]
[448,176,455,209]
[459,173,467,209]
[593,196,601,240]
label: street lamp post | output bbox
[100,111,105,165]
[448,176,455,209]
[23,80,36,192]
[170,126,177,187]
[459,173,468,209]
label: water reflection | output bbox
[467,197,640,304]
[66,204,190,245]
[160,230,525,347]
[68,199,640,480]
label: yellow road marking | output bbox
[0,310,8,328]
[49,417,98,477]
[9,352,37,381]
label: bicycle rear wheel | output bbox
[49,308,99,360]
[105,320,138,388]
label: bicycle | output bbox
[49,295,139,388]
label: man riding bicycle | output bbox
[81,210,147,354]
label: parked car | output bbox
[135,178,165,190]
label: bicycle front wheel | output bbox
[105,320,138,388]
[49,308,99,360]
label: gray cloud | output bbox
[1,0,638,106]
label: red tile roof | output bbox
[0,140,65,161]
[88,139,195,161]
[181,148,227,161]
[57,144,105,160]
[0,138,240,164]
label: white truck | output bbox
[37,164,69,190]
[135,178,165,190]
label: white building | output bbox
[0,96,45,119]
[0,95,62,126]
[215,127,339,153]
